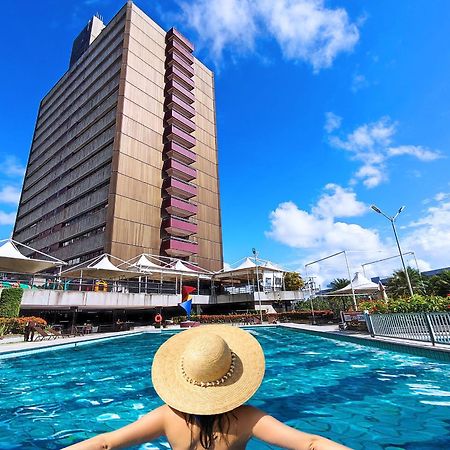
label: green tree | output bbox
[284,272,304,291]
[386,267,426,298]
[427,270,450,297]
[327,278,351,313]
[0,288,24,318]
[328,278,350,291]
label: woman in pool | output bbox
[64,325,350,450]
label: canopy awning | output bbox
[0,239,66,274]
[331,272,380,294]
[214,257,285,282]
[61,254,142,280]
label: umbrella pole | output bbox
[79,270,83,292]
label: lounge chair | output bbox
[47,327,69,338]
[33,327,57,341]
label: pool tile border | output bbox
[281,324,450,363]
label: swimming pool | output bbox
[0,327,449,449]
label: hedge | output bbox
[0,316,47,336]
[170,310,334,324]
[0,288,23,317]
[359,295,450,314]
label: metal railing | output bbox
[367,312,450,346]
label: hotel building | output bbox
[13,1,223,272]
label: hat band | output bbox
[181,352,236,387]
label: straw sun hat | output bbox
[151,325,265,415]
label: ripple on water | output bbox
[97,413,121,421]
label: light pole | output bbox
[252,248,263,324]
[370,204,414,297]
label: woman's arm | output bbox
[246,407,352,450]
[62,405,167,450]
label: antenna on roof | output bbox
[95,12,103,22]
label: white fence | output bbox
[367,312,450,346]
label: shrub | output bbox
[0,316,47,336]
[0,288,24,317]
[359,295,450,314]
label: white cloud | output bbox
[0,155,26,178]
[403,196,450,270]
[177,0,360,70]
[0,211,16,225]
[0,186,21,205]
[266,187,449,284]
[324,112,342,133]
[351,73,368,92]
[387,145,443,161]
[312,183,367,218]
[327,116,444,188]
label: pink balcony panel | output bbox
[164,159,196,181]
[165,65,194,91]
[162,237,198,257]
[164,141,196,165]
[165,125,196,149]
[165,93,195,119]
[166,40,194,65]
[165,109,195,133]
[164,177,197,199]
[163,196,197,218]
[163,216,197,237]
[166,53,194,78]
[166,28,194,53]
[165,80,195,104]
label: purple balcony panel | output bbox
[162,237,198,257]
[165,109,196,133]
[166,28,194,53]
[163,216,197,237]
[165,65,194,91]
[164,177,197,199]
[166,53,194,78]
[164,196,198,218]
[165,125,196,149]
[166,40,194,64]
[165,80,195,104]
[164,159,196,181]
[164,141,196,165]
[165,93,195,119]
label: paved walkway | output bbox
[281,323,450,355]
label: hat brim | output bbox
[151,325,265,415]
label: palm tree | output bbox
[386,267,426,298]
[428,270,450,297]
[327,278,351,313]
[328,278,350,291]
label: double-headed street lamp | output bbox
[370,204,414,297]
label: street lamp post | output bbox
[370,204,414,297]
[252,248,264,324]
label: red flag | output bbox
[182,286,196,302]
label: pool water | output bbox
[1,327,449,449]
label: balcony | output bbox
[165,65,194,91]
[164,124,196,149]
[166,28,194,53]
[162,236,198,257]
[164,141,196,165]
[165,93,195,119]
[165,109,195,133]
[164,176,197,199]
[165,52,194,78]
[163,215,197,237]
[166,40,194,65]
[163,196,197,217]
[165,80,195,104]
[164,159,196,181]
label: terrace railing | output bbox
[367,312,450,346]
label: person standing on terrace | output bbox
[64,326,351,450]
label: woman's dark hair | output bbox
[183,412,234,449]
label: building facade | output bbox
[13,1,223,272]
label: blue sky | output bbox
[1,0,449,283]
